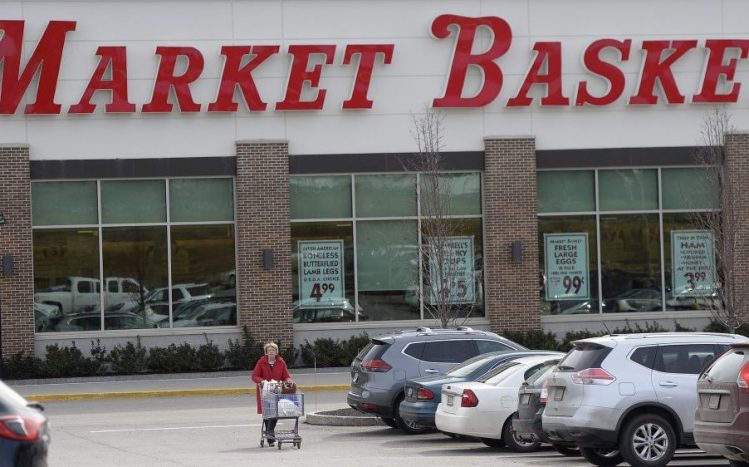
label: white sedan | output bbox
[435,354,562,451]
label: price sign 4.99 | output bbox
[298,240,344,306]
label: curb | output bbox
[305,410,385,427]
[27,384,350,402]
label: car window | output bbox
[78,281,94,294]
[701,348,748,382]
[478,361,520,383]
[358,340,390,362]
[447,354,500,377]
[172,289,184,301]
[655,344,718,374]
[476,340,512,354]
[630,346,657,369]
[558,343,612,371]
[421,340,476,363]
[525,360,559,385]
[152,290,167,301]
[123,281,139,293]
[187,285,211,296]
[107,281,118,293]
[403,342,425,359]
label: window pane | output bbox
[290,176,351,219]
[291,222,355,323]
[170,178,234,222]
[662,168,719,210]
[537,171,595,213]
[101,180,166,224]
[420,173,481,216]
[538,216,598,315]
[33,229,100,332]
[32,182,97,226]
[600,214,662,312]
[102,226,168,329]
[168,225,236,327]
[599,169,658,211]
[357,220,419,321]
[355,174,416,217]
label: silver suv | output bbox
[542,332,745,467]
[347,327,525,433]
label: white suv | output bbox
[542,332,745,467]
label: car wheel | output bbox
[381,417,398,429]
[502,413,540,453]
[552,444,581,457]
[481,437,505,449]
[394,397,429,435]
[579,447,623,466]
[619,414,676,467]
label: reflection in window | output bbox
[599,169,658,211]
[537,171,595,213]
[32,182,98,226]
[290,176,352,219]
[101,180,166,224]
[420,173,481,216]
[355,174,416,217]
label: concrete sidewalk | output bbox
[7,367,351,402]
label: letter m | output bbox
[0,20,76,114]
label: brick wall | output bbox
[724,133,749,326]
[483,137,541,333]
[0,146,35,357]
[235,141,293,347]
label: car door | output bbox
[419,340,478,376]
[653,343,719,433]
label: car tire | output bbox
[394,397,429,435]
[552,444,580,457]
[619,414,676,467]
[729,461,749,467]
[502,413,541,453]
[579,447,623,466]
[381,417,398,429]
[481,437,505,449]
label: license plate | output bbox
[446,395,454,406]
[554,388,565,401]
[708,394,720,409]
[521,394,531,405]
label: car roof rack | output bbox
[415,326,432,333]
[455,326,474,331]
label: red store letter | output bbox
[507,42,569,106]
[341,44,394,109]
[208,45,279,112]
[431,14,512,108]
[0,20,76,114]
[576,39,632,106]
[629,40,697,105]
[69,46,135,113]
[142,47,205,112]
[276,45,336,111]
[693,39,749,103]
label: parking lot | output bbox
[43,391,730,466]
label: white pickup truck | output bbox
[34,276,146,315]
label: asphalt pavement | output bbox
[6,367,352,401]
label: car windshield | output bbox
[447,352,507,378]
[477,361,520,383]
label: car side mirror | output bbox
[27,401,45,412]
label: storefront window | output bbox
[537,171,595,213]
[101,180,166,224]
[599,169,658,211]
[170,179,234,222]
[662,168,718,210]
[290,176,352,219]
[32,182,97,226]
[420,173,481,216]
[356,174,416,217]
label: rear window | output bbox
[447,353,499,378]
[525,360,559,385]
[478,361,520,383]
[558,344,612,371]
[357,340,390,362]
[702,348,749,382]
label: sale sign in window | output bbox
[428,236,475,305]
[671,230,716,296]
[544,233,590,301]
[298,240,344,306]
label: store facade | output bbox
[1,1,749,357]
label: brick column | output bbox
[0,145,34,358]
[235,141,293,347]
[483,137,540,333]
[724,133,749,326]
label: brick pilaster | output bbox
[483,137,541,333]
[724,133,749,326]
[235,141,293,347]
[0,145,34,358]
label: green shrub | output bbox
[224,326,264,370]
[43,342,100,377]
[703,319,749,337]
[110,340,148,374]
[610,320,668,334]
[89,339,110,374]
[502,329,559,351]
[3,351,43,380]
[148,343,198,373]
[338,334,369,366]
[196,341,225,371]
[673,321,696,332]
[276,340,299,369]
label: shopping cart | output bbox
[260,390,304,449]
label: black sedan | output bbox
[0,381,50,466]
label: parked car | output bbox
[435,354,562,450]
[347,327,526,433]
[543,332,744,467]
[55,311,160,331]
[0,381,50,467]
[145,283,213,315]
[513,358,580,456]
[172,302,236,327]
[400,350,563,432]
[292,298,366,323]
[35,276,145,315]
[694,339,749,467]
[34,302,63,333]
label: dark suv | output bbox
[347,327,525,433]
[695,340,749,467]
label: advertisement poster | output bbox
[298,240,344,306]
[544,233,590,301]
[672,230,717,296]
[428,236,475,305]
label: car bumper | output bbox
[513,411,546,442]
[347,388,396,418]
[543,405,622,448]
[695,418,749,462]
[435,410,499,439]
[398,400,438,428]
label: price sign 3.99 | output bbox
[544,233,590,301]
[298,240,344,306]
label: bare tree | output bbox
[690,109,749,333]
[410,109,477,328]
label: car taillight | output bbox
[361,359,392,372]
[0,415,43,442]
[571,368,615,386]
[416,388,434,400]
[539,380,549,404]
[738,361,749,392]
[461,389,479,407]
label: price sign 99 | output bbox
[684,271,707,289]
[562,275,584,294]
[309,283,335,302]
